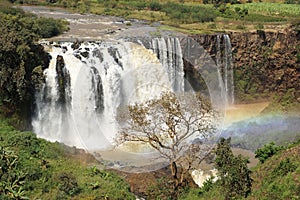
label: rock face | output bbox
[190,28,300,103]
[55,55,71,107]
[230,29,299,103]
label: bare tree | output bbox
[116,91,218,189]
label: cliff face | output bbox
[230,29,299,103]
[189,28,300,104]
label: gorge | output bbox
[25,5,300,171]
[1,3,299,199]
[32,35,234,155]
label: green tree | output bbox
[215,138,252,199]
[0,2,68,127]
[0,14,48,123]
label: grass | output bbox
[179,140,300,199]
[0,118,135,200]
[231,2,300,18]
[249,141,300,199]
[87,1,300,33]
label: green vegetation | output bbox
[180,139,300,200]
[0,118,135,199]
[0,1,299,199]
[231,2,300,18]
[0,1,68,128]
[179,138,252,200]
[11,0,300,33]
[214,138,252,199]
[263,88,300,114]
[250,140,300,199]
[255,142,284,163]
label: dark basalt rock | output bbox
[189,27,299,103]
[71,41,82,50]
[55,55,71,107]
[80,51,89,58]
[108,47,123,69]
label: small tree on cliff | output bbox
[215,137,252,199]
[116,92,218,190]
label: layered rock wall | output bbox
[189,29,300,103]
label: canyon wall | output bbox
[190,28,300,105]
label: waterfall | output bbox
[151,38,185,92]
[224,35,234,105]
[215,34,234,106]
[32,38,185,150]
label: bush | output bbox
[0,147,28,199]
[272,158,297,177]
[255,142,284,163]
[31,17,69,38]
[57,172,81,196]
[149,1,162,11]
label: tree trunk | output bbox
[170,161,180,190]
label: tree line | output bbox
[0,0,69,128]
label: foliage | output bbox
[0,1,68,126]
[180,140,300,200]
[250,141,300,199]
[272,158,297,177]
[57,172,81,196]
[11,0,300,33]
[215,138,252,199]
[0,147,28,199]
[0,119,135,199]
[162,2,217,23]
[231,2,300,18]
[149,1,162,11]
[255,142,284,163]
[145,176,176,199]
[263,88,300,114]
[0,12,44,116]
[284,0,300,4]
[117,92,217,191]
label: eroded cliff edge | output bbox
[188,27,299,112]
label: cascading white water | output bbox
[33,38,185,150]
[215,34,234,106]
[223,34,234,105]
[151,38,185,92]
[216,35,225,100]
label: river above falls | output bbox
[20,5,182,41]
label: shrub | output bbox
[0,147,28,199]
[272,158,297,177]
[57,172,81,196]
[149,1,162,11]
[255,142,284,163]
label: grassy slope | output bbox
[249,142,300,199]
[180,141,300,199]
[0,118,135,200]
